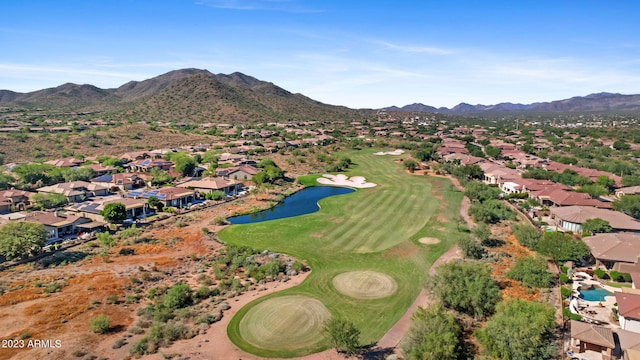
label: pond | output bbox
[227,186,355,224]
[578,285,614,302]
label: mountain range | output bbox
[384,92,640,114]
[0,68,361,123]
[2,69,640,122]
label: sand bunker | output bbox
[373,149,405,156]
[418,237,441,245]
[317,174,377,188]
[238,295,331,351]
[332,270,398,299]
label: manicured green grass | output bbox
[222,149,465,357]
[607,282,632,288]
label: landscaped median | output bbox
[220,149,466,357]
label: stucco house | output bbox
[177,177,241,195]
[570,320,615,360]
[550,206,640,233]
[616,292,640,333]
[582,233,640,271]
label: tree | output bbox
[174,155,197,177]
[582,218,613,234]
[164,283,193,310]
[323,317,360,355]
[468,199,516,224]
[0,222,47,259]
[403,159,418,172]
[511,224,542,249]
[31,192,68,209]
[401,303,465,360]
[613,194,640,219]
[576,184,609,198]
[0,173,15,190]
[150,168,174,186]
[536,231,590,262]
[147,196,164,213]
[476,299,556,360]
[101,202,127,224]
[463,182,501,203]
[484,145,502,159]
[458,236,484,259]
[613,140,631,151]
[428,261,501,319]
[507,256,554,288]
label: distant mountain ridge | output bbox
[385,92,640,114]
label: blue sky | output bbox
[2,1,640,108]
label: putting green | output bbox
[223,149,465,357]
[238,295,331,351]
[332,270,397,299]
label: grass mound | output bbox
[332,270,398,299]
[238,295,330,351]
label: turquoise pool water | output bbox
[579,287,613,302]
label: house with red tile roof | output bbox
[582,233,640,271]
[616,292,640,333]
[569,320,615,360]
[551,206,640,233]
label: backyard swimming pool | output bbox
[579,285,613,302]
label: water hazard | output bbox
[227,186,354,224]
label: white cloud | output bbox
[195,0,323,13]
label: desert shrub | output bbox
[561,287,572,298]
[195,286,211,300]
[476,299,556,360]
[112,338,126,349]
[401,303,464,360]
[507,256,554,288]
[458,236,484,259]
[428,261,501,319]
[559,273,570,284]
[164,283,193,310]
[89,314,110,334]
[511,224,542,249]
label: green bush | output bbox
[561,287,572,298]
[164,283,193,310]
[507,256,554,288]
[593,269,609,280]
[610,271,632,282]
[559,273,570,284]
[89,314,111,334]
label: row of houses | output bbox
[438,135,640,357]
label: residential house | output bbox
[582,233,640,270]
[91,173,146,192]
[550,206,640,233]
[479,162,520,185]
[616,292,640,333]
[119,151,149,163]
[569,320,615,360]
[37,181,109,202]
[177,177,242,195]
[442,153,484,166]
[66,196,150,221]
[545,162,622,187]
[531,188,612,209]
[0,189,33,213]
[616,328,640,360]
[23,211,92,244]
[225,165,260,181]
[616,186,640,198]
[127,187,195,208]
[85,163,118,177]
[127,159,174,172]
[45,157,84,167]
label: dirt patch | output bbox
[238,295,330,351]
[332,271,398,299]
[418,237,441,245]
